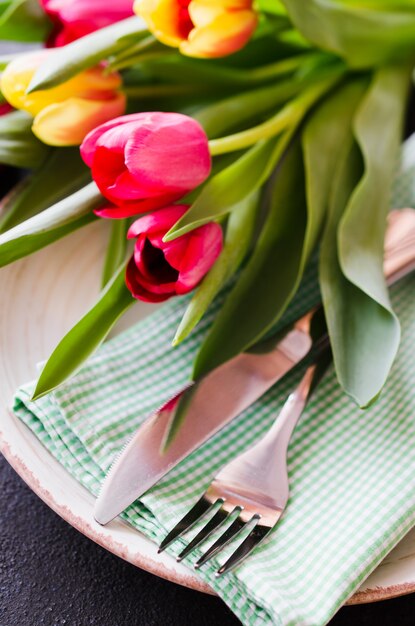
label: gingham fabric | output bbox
[13,136,415,626]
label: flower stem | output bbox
[242,52,318,83]
[108,36,162,72]
[208,70,343,155]
[123,84,212,98]
[194,79,302,139]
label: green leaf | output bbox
[32,263,134,399]
[303,78,368,272]
[173,190,259,345]
[257,0,288,16]
[165,71,341,242]
[193,137,307,378]
[101,219,129,288]
[193,79,303,139]
[0,110,50,168]
[334,65,410,406]
[27,16,147,92]
[0,0,52,42]
[107,35,162,72]
[160,385,197,453]
[0,182,102,267]
[164,139,279,241]
[207,70,343,156]
[0,147,90,233]
[193,78,367,379]
[128,53,309,89]
[320,141,367,402]
[281,0,415,68]
[193,57,338,139]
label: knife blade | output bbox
[95,209,415,525]
[95,308,320,525]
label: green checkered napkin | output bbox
[13,135,415,626]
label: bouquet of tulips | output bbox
[0,0,414,417]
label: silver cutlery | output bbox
[158,209,415,574]
[95,305,323,525]
[158,357,329,576]
[95,209,415,527]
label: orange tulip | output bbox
[134,0,258,58]
[0,50,126,146]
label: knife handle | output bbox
[384,208,415,285]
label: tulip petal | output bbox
[42,0,133,45]
[190,0,254,23]
[131,240,179,293]
[133,236,162,282]
[124,113,211,193]
[81,113,149,166]
[1,51,122,117]
[71,66,123,97]
[96,195,183,218]
[161,237,190,270]
[82,112,210,206]
[126,206,222,302]
[128,205,188,238]
[91,146,126,195]
[88,118,198,205]
[126,257,173,302]
[180,10,257,57]
[32,94,126,146]
[135,0,188,46]
[1,51,50,115]
[92,144,171,204]
[176,222,222,293]
[110,170,181,203]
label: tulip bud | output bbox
[40,0,134,46]
[81,112,211,216]
[126,205,223,302]
[0,50,126,146]
[134,0,258,58]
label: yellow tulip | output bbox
[134,0,258,58]
[1,50,126,146]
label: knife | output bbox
[95,209,415,525]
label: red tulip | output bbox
[126,205,223,302]
[80,112,211,218]
[40,0,134,46]
[0,103,12,116]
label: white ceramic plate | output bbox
[1,221,415,604]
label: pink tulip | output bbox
[40,0,134,46]
[126,205,223,302]
[80,112,211,218]
[0,103,12,116]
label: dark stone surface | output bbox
[1,454,415,626]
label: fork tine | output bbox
[158,496,216,553]
[194,510,245,569]
[215,519,270,576]
[176,506,229,562]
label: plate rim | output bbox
[2,419,415,606]
[1,221,414,608]
[0,421,216,597]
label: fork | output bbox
[158,355,329,576]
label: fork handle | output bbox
[220,358,329,509]
[258,363,319,455]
